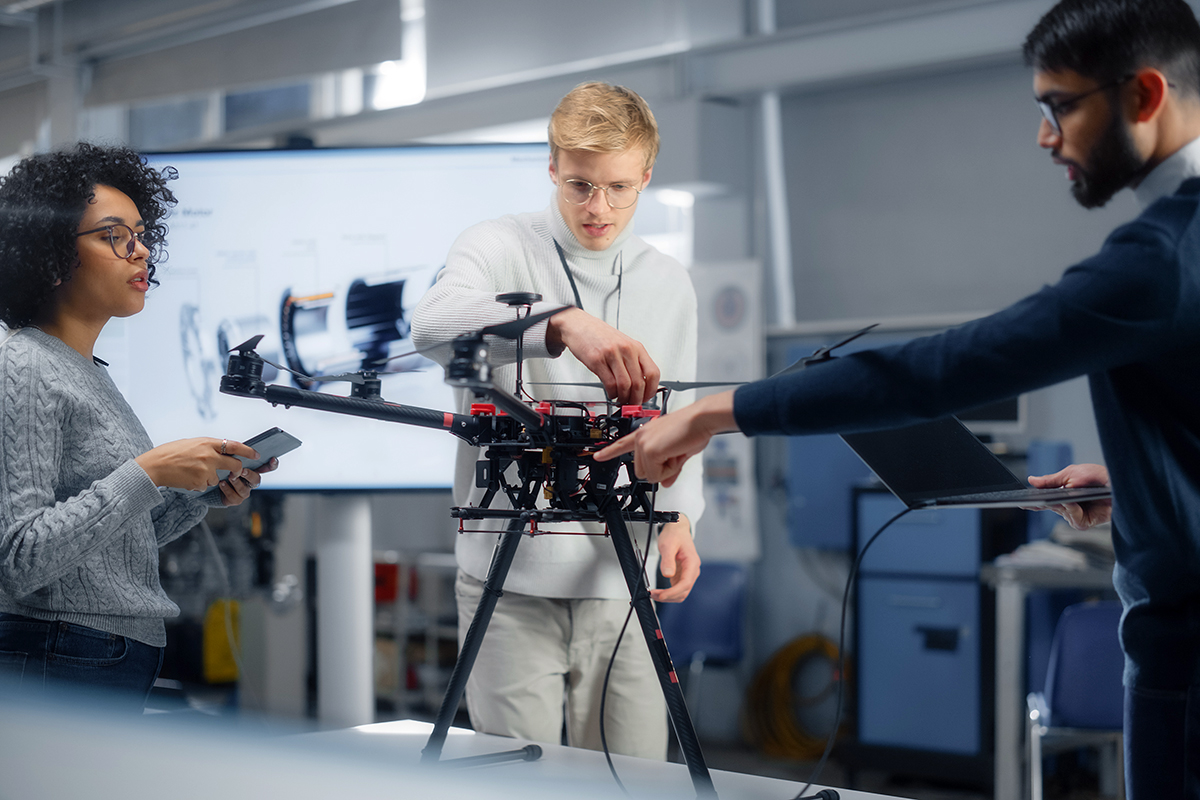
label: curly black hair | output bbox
[0,142,178,329]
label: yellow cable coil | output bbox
[742,633,851,761]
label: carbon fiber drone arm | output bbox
[219,342,487,444]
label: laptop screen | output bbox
[840,416,1026,505]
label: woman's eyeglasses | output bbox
[74,224,151,259]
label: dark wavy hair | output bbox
[0,142,178,329]
[1024,0,1200,97]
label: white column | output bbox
[316,493,374,727]
[994,575,1027,800]
[756,0,796,328]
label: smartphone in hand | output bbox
[183,427,301,497]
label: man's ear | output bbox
[1134,68,1170,123]
[548,155,558,184]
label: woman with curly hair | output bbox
[0,142,276,711]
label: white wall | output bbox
[782,60,1139,322]
[424,0,742,92]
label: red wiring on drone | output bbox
[456,518,615,537]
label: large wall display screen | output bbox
[106,144,552,490]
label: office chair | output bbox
[1027,600,1125,800]
[656,561,748,724]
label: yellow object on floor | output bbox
[203,598,241,684]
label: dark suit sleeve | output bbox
[734,218,1182,437]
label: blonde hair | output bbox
[548,82,660,171]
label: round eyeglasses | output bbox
[559,178,642,209]
[74,224,151,259]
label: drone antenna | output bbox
[497,292,542,401]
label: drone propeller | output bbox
[231,335,264,353]
[305,371,374,385]
[368,305,573,368]
[665,379,744,391]
[769,323,879,378]
[525,324,878,394]
[229,335,323,384]
[526,379,746,393]
[477,306,570,341]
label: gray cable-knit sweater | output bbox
[0,328,213,647]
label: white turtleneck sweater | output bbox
[411,198,705,599]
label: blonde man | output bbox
[411,82,704,759]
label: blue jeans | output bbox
[0,613,163,713]
[1125,683,1200,799]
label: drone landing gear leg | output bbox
[421,517,529,765]
[602,503,718,800]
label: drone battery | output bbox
[554,457,579,496]
[475,461,493,489]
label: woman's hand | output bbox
[217,456,279,507]
[135,437,259,494]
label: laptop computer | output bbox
[840,416,1112,509]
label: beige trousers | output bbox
[454,570,668,760]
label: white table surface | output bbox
[302,719,910,800]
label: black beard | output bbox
[1070,114,1149,209]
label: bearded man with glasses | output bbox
[597,1,1200,796]
[411,81,704,761]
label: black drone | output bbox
[221,292,691,531]
[217,293,874,800]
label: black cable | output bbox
[552,239,584,311]
[600,603,636,796]
[790,506,913,800]
[614,250,623,331]
[598,485,658,796]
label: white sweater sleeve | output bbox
[410,218,562,366]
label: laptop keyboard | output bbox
[940,487,1107,503]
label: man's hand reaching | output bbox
[547,307,660,404]
[595,391,739,486]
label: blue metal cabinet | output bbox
[857,576,980,754]
[788,433,875,549]
[849,486,1019,789]
[856,492,980,577]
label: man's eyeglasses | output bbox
[559,178,642,209]
[1035,74,1135,136]
[74,224,151,259]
